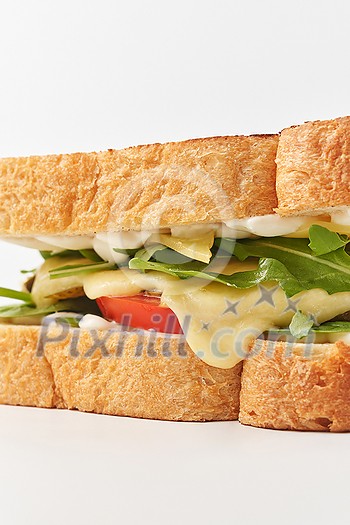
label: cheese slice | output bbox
[148,231,214,263]
[83,269,179,298]
[32,256,92,308]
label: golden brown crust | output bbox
[0,135,278,235]
[0,325,63,408]
[276,116,350,215]
[239,340,350,432]
[0,324,241,421]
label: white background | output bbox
[0,1,350,524]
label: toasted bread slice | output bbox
[0,135,278,236]
[0,324,242,421]
[276,116,350,216]
[239,340,350,432]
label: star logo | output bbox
[283,297,301,314]
[201,321,210,331]
[222,299,240,316]
[254,285,279,308]
[309,313,319,326]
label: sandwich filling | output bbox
[3,212,350,369]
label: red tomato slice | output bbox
[96,294,183,334]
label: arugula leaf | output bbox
[49,315,82,327]
[130,256,249,284]
[220,258,303,295]
[0,287,33,303]
[313,321,350,333]
[308,225,349,255]
[231,229,350,295]
[129,257,217,281]
[265,321,350,339]
[134,244,167,262]
[40,248,103,262]
[40,249,81,260]
[113,247,141,256]
[79,249,103,262]
[49,261,115,280]
[0,303,66,318]
[135,245,194,264]
[40,251,53,260]
[289,311,315,338]
[214,237,238,255]
[0,297,99,319]
[129,255,303,295]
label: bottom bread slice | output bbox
[0,324,242,421]
[3,324,350,430]
[240,340,350,432]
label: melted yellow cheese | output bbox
[82,269,350,370]
[162,284,350,368]
[83,269,179,298]
[148,231,214,263]
[10,210,350,369]
[32,256,92,308]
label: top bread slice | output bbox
[0,135,278,236]
[276,116,350,216]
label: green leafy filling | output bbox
[0,295,99,319]
[3,225,350,337]
[130,227,350,296]
[49,261,116,280]
[0,287,33,303]
[268,321,350,334]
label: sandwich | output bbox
[1,116,350,431]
